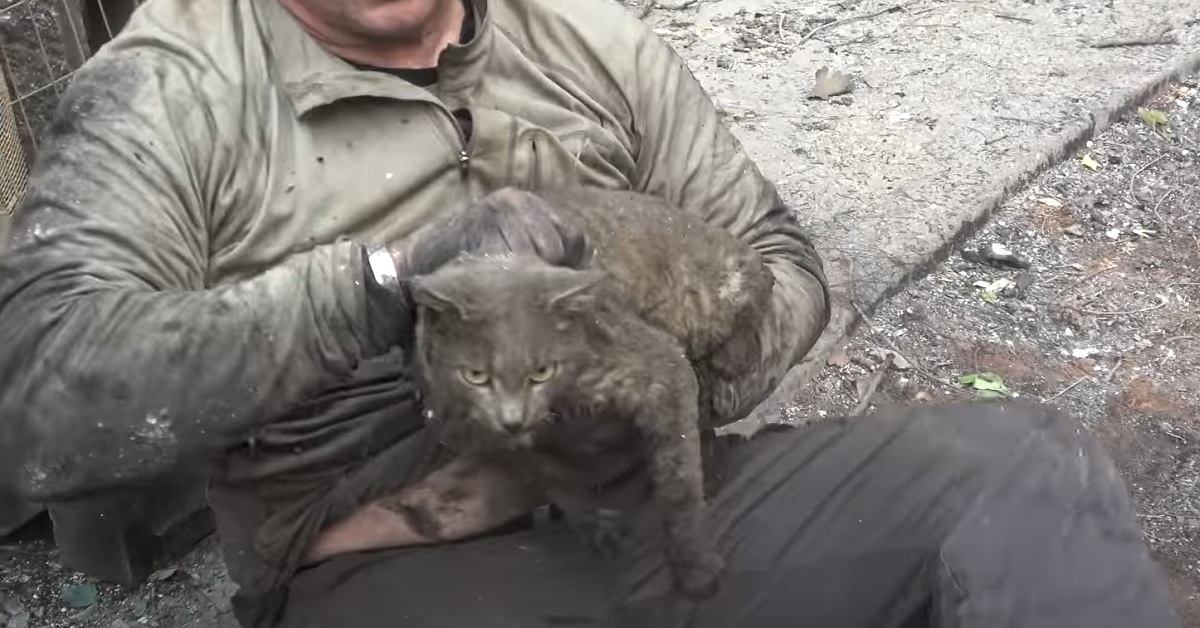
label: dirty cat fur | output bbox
[407,187,776,599]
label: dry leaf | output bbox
[808,66,854,100]
[1138,107,1169,129]
[1035,196,1063,208]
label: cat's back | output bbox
[533,188,775,359]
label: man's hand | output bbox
[361,187,592,353]
[304,454,547,564]
[393,187,593,277]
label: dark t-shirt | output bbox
[346,1,477,141]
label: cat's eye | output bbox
[459,369,492,386]
[527,364,558,384]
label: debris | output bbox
[1091,26,1178,49]
[796,2,910,46]
[869,348,913,371]
[61,583,98,609]
[809,66,854,99]
[1138,107,1170,130]
[1106,228,1121,239]
[1080,154,1101,171]
[851,352,896,416]
[974,277,1014,303]
[827,351,852,368]
[1064,224,1086,237]
[147,567,179,583]
[961,242,1032,270]
[957,372,1010,399]
[1035,196,1064,208]
[1071,347,1101,358]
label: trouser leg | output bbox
[278,401,1179,628]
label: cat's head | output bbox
[409,255,607,448]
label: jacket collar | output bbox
[254,0,492,116]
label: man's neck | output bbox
[279,0,468,70]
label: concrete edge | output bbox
[730,48,1200,435]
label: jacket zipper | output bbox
[438,106,472,183]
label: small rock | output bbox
[1063,224,1086,237]
[827,351,851,368]
[901,303,928,322]
[2,599,23,617]
[914,391,932,403]
[1188,519,1199,530]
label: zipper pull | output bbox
[458,150,470,172]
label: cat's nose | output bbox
[498,403,525,434]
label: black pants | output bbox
[278,401,1180,628]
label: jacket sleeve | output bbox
[0,51,383,505]
[624,26,833,425]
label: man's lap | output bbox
[277,401,1178,628]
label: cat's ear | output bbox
[545,270,606,312]
[408,275,471,319]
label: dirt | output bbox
[789,77,1200,625]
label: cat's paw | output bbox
[671,550,724,601]
[564,507,632,558]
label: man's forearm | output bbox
[305,454,547,563]
[0,240,378,503]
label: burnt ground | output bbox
[791,76,1200,625]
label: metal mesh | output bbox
[0,0,142,217]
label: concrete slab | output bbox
[640,0,1200,431]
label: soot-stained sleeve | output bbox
[0,50,382,509]
[620,22,833,424]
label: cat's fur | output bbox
[407,187,776,599]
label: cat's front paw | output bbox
[671,550,724,601]
[564,507,632,558]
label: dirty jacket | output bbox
[0,0,831,625]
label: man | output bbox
[0,0,1180,627]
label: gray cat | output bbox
[407,187,776,600]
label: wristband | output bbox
[361,243,413,355]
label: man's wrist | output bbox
[361,243,414,355]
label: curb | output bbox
[730,48,1200,435]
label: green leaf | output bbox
[61,583,98,609]
[1080,154,1100,171]
[1138,107,1169,129]
[957,372,1010,398]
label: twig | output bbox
[1049,263,1118,304]
[1104,359,1123,383]
[994,12,1033,24]
[1163,335,1195,345]
[797,3,911,46]
[984,134,1010,146]
[1091,27,1177,49]
[852,302,947,389]
[1079,295,1170,317]
[1150,184,1179,221]
[1043,377,1090,403]
[1128,154,1166,205]
[851,353,895,416]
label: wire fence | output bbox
[1,0,140,217]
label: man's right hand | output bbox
[360,187,593,353]
[392,187,593,278]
